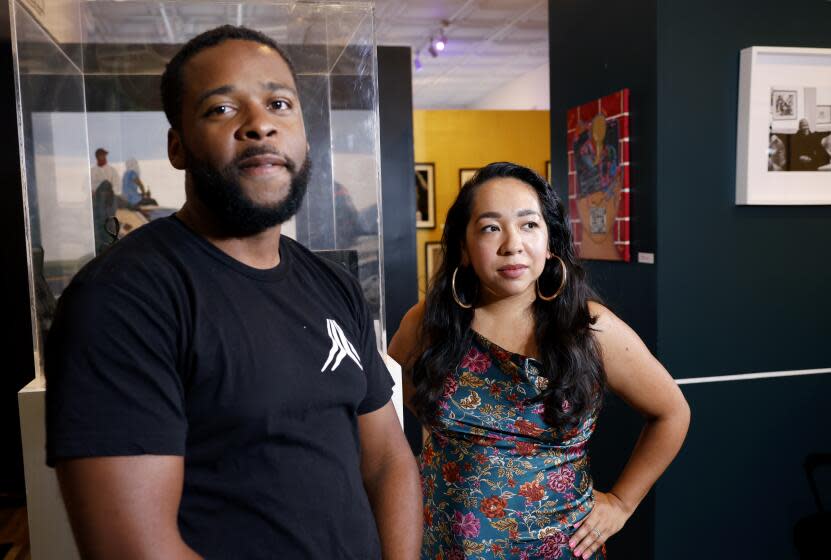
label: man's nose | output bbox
[236,104,277,141]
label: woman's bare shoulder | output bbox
[388,301,427,367]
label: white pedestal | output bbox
[381,352,404,428]
[18,378,80,560]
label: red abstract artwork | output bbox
[566,88,631,262]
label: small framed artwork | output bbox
[415,163,435,229]
[424,241,443,288]
[459,168,477,189]
[545,160,552,183]
[736,46,831,204]
[771,89,797,120]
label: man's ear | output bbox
[168,128,186,170]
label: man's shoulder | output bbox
[281,237,365,312]
[282,236,355,283]
[72,218,187,290]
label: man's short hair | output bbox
[160,25,298,132]
[95,148,108,156]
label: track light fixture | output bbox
[419,21,450,66]
[434,31,447,52]
[427,38,439,58]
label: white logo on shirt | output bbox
[321,319,363,373]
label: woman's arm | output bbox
[387,301,425,415]
[570,302,690,558]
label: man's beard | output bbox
[186,145,311,237]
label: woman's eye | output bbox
[482,225,499,233]
[523,221,540,229]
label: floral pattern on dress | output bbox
[421,332,605,559]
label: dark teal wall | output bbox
[549,0,658,353]
[653,1,831,558]
[655,0,831,377]
[551,0,831,557]
[657,374,831,559]
[549,2,658,557]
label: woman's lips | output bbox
[497,264,527,279]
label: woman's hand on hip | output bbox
[569,490,632,558]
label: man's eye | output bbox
[270,99,291,110]
[206,105,232,116]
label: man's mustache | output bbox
[233,146,298,174]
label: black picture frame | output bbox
[459,168,477,189]
[424,240,443,288]
[415,162,435,229]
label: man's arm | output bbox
[56,455,202,560]
[358,401,422,559]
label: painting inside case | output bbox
[566,88,631,262]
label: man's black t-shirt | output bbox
[45,216,394,559]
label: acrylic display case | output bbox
[11,0,386,380]
[12,2,393,557]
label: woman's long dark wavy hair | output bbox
[410,162,605,428]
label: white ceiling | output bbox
[371,0,549,109]
[51,0,548,110]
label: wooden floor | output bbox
[0,506,30,560]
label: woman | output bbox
[389,162,689,559]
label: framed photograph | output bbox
[424,241,443,288]
[736,46,831,204]
[459,168,477,189]
[771,90,797,120]
[415,163,435,228]
[566,88,631,262]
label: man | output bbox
[45,25,421,559]
[768,132,787,171]
[790,118,828,171]
[90,147,120,194]
[820,135,831,171]
[90,148,121,253]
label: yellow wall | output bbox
[413,109,551,298]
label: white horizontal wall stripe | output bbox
[676,367,831,385]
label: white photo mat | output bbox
[735,46,831,205]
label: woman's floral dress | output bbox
[420,332,604,559]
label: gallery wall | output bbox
[550,0,831,558]
[653,1,831,558]
[412,109,551,297]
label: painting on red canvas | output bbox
[567,88,631,262]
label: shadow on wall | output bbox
[793,453,831,560]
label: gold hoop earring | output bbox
[537,255,567,302]
[452,266,473,309]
